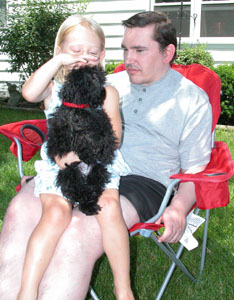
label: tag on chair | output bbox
[179,212,205,251]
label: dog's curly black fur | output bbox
[46,66,117,215]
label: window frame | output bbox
[151,0,234,45]
[0,0,7,27]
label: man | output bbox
[0,11,212,300]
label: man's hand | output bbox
[155,181,198,243]
[155,205,186,243]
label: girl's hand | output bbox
[55,152,80,170]
[58,53,99,70]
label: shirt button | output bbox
[143,88,146,92]
[134,109,138,113]
[138,98,142,102]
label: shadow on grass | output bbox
[88,214,234,300]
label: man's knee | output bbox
[54,211,103,260]
[119,195,140,228]
[2,181,41,235]
[67,210,101,239]
[3,193,26,226]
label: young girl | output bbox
[18,15,134,300]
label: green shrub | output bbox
[175,44,214,69]
[0,0,88,81]
[105,61,123,74]
[175,44,234,126]
[213,63,234,125]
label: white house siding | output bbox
[199,39,234,65]
[0,0,150,94]
[85,0,151,61]
[1,0,234,94]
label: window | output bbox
[201,3,234,37]
[0,0,6,26]
[154,1,191,38]
[154,3,191,37]
[153,0,234,39]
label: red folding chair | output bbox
[0,119,47,178]
[1,64,233,300]
[114,63,234,299]
[0,120,101,300]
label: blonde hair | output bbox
[54,15,105,83]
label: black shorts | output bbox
[119,175,167,222]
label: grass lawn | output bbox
[0,107,233,300]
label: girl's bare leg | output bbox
[96,189,138,300]
[17,193,72,300]
[0,178,139,300]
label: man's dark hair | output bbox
[122,11,177,63]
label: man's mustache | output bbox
[125,64,141,71]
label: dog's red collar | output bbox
[63,102,90,109]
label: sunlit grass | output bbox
[0,108,233,300]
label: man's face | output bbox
[121,24,171,85]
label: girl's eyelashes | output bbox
[70,45,100,55]
[74,49,82,54]
[70,50,99,57]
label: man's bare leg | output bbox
[38,195,139,300]
[0,178,139,300]
[0,180,42,300]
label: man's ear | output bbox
[163,44,176,64]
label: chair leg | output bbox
[89,286,100,300]
[150,234,196,300]
[151,234,196,282]
[13,137,24,178]
[155,244,185,300]
[200,209,210,277]
[154,209,210,299]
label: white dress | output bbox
[34,80,131,198]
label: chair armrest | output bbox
[129,178,180,236]
[170,141,234,183]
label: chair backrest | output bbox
[113,63,221,132]
[171,64,221,132]
[0,119,47,161]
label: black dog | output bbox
[46,66,117,215]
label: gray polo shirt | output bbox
[107,68,212,187]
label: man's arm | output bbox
[156,165,206,243]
